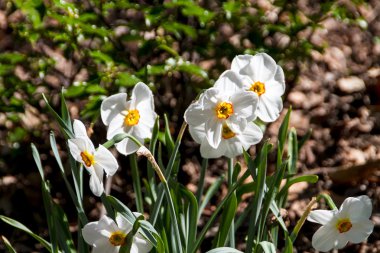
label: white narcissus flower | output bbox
[68,120,118,196]
[82,213,153,253]
[231,53,285,122]
[189,121,262,158]
[307,195,374,252]
[184,70,259,150]
[101,82,157,156]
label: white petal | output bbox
[224,139,243,158]
[184,102,207,126]
[131,233,153,253]
[271,65,285,92]
[82,221,106,245]
[307,210,335,225]
[101,93,128,126]
[213,70,244,93]
[312,225,340,252]
[231,54,252,73]
[341,195,373,221]
[230,91,258,121]
[248,53,277,82]
[238,122,263,148]
[256,95,283,122]
[227,116,247,133]
[92,239,118,253]
[68,139,83,163]
[115,213,132,233]
[264,79,285,98]
[335,235,349,249]
[205,118,222,149]
[138,106,157,130]
[115,138,140,156]
[200,139,226,159]
[89,173,104,197]
[133,123,152,140]
[202,88,220,108]
[95,145,118,176]
[188,124,206,144]
[345,219,374,243]
[73,119,89,139]
[131,82,154,105]
[106,114,126,140]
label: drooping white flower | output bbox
[101,82,157,156]
[307,195,374,252]
[189,121,262,158]
[82,213,153,253]
[231,53,285,122]
[68,120,118,196]
[184,70,259,149]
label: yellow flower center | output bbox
[124,109,140,126]
[222,123,236,139]
[215,102,233,119]
[336,218,352,233]
[80,151,95,167]
[109,231,127,246]
[249,81,266,96]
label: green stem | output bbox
[196,159,208,204]
[130,154,144,213]
[228,158,235,248]
[163,182,183,253]
[190,169,251,253]
[318,193,338,210]
[290,197,317,242]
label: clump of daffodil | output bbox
[101,82,157,156]
[82,213,153,253]
[231,53,285,122]
[307,195,374,252]
[68,120,118,196]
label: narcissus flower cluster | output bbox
[184,53,285,158]
[82,213,153,253]
[308,195,374,252]
[68,120,118,196]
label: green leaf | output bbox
[107,196,136,224]
[42,93,74,139]
[215,193,237,247]
[198,175,224,220]
[259,241,276,253]
[287,127,298,174]
[1,236,17,253]
[116,72,141,87]
[278,107,291,155]
[60,88,72,133]
[179,185,198,249]
[206,247,243,253]
[0,215,53,252]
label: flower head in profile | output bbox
[307,195,374,252]
[82,213,153,253]
[101,82,157,156]
[189,121,262,158]
[68,120,118,196]
[184,70,259,150]
[231,53,285,122]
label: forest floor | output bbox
[1,0,380,252]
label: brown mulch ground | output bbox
[1,1,380,252]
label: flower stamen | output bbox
[80,151,95,167]
[249,81,266,96]
[336,218,352,233]
[222,123,236,139]
[215,102,233,119]
[124,109,140,126]
[109,231,127,246]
